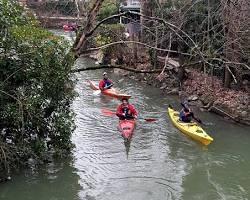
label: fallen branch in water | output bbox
[71,64,163,73]
[71,61,203,74]
[208,105,239,122]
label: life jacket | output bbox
[180,109,192,122]
[122,106,132,118]
[184,110,190,116]
[103,79,112,88]
[116,104,137,119]
[99,79,112,90]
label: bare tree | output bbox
[71,0,249,91]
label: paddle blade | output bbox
[93,90,101,95]
[144,118,157,122]
[197,119,202,124]
[101,108,116,116]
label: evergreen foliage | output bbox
[0,0,76,179]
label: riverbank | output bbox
[136,69,249,125]
[181,70,250,125]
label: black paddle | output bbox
[192,115,202,124]
[101,108,157,122]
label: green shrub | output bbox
[0,0,76,178]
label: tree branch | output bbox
[128,11,209,65]
[74,0,105,52]
[85,12,128,37]
[81,40,191,56]
[70,61,203,74]
[74,10,204,60]
[71,64,163,73]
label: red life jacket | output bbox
[116,104,137,118]
[99,79,112,90]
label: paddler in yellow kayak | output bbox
[179,101,202,123]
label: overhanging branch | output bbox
[71,64,163,73]
[81,40,191,56]
[71,61,204,74]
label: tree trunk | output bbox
[140,0,151,42]
[73,0,105,55]
[224,65,231,88]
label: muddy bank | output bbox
[181,70,250,125]
[133,68,250,126]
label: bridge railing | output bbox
[121,0,140,7]
[127,0,140,6]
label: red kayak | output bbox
[88,80,131,99]
[63,24,76,32]
[118,119,136,140]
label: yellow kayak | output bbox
[168,106,213,145]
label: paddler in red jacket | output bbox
[99,72,113,91]
[116,97,138,120]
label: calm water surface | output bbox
[0,31,250,200]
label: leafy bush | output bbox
[0,0,76,179]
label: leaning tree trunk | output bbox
[73,0,105,55]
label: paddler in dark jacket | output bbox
[179,101,201,123]
[179,107,194,122]
[99,72,113,91]
[116,97,138,120]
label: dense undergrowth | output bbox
[0,0,76,181]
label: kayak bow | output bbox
[168,106,213,145]
[118,119,136,140]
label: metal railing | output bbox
[127,0,140,6]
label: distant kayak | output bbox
[118,119,136,140]
[88,80,131,99]
[63,24,76,32]
[168,106,213,145]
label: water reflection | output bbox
[0,158,81,200]
[124,139,131,159]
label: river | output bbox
[0,31,250,200]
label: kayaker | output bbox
[179,107,194,123]
[116,97,138,120]
[99,72,113,91]
[179,102,201,123]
